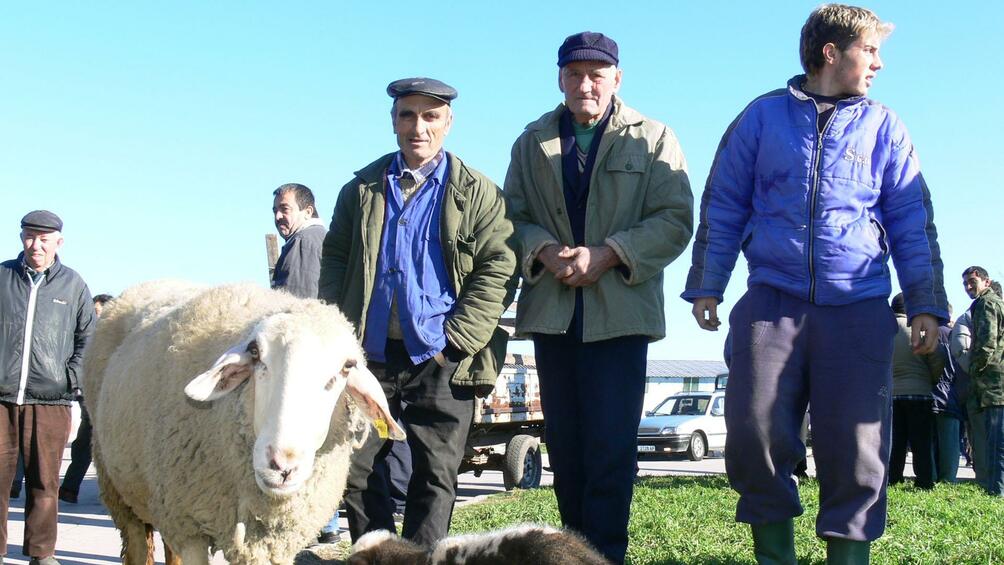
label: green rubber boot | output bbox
[826,538,870,565]
[750,520,797,565]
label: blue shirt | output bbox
[363,152,455,364]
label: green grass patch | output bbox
[450,476,1004,564]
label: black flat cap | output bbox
[557,31,619,67]
[386,77,458,104]
[21,210,63,233]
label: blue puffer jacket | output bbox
[683,76,948,321]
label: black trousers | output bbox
[343,340,474,547]
[377,435,412,514]
[890,397,936,489]
[533,333,648,565]
[61,403,92,495]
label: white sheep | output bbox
[85,281,404,564]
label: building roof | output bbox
[504,353,536,369]
[646,360,728,378]
[503,356,727,378]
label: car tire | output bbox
[687,432,707,461]
[503,434,542,490]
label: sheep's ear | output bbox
[184,342,256,401]
[345,364,407,441]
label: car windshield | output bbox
[652,396,711,416]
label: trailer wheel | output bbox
[503,434,542,490]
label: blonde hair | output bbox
[800,4,894,74]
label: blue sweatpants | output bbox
[533,333,648,565]
[724,286,896,541]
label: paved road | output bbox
[3,445,972,564]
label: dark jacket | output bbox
[0,254,95,405]
[949,312,972,404]
[971,286,1004,408]
[272,221,326,299]
[319,152,516,388]
[932,325,965,419]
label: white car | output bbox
[637,390,726,461]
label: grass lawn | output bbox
[449,476,1004,564]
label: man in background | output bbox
[930,304,965,484]
[272,183,326,299]
[957,266,994,488]
[1,210,95,565]
[889,293,941,490]
[968,267,1004,495]
[270,183,340,543]
[58,293,113,504]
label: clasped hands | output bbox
[538,243,620,287]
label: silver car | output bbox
[637,390,726,461]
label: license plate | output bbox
[637,445,656,452]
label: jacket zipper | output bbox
[16,273,45,405]
[808,106,838,304]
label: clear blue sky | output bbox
[2,1,1000,361]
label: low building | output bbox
[483,355,727,416]
[643,360,729,412]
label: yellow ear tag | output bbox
[374,418,389,439]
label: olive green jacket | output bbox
[971,286,1004,408]
[503,97,694,341]
[319,152,516,388]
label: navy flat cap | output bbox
[558,31,619,67]
[20,210,63,233]
[386,77,458,104]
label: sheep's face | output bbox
[184,307,405,497]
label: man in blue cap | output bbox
[504,32,694,563]
[320,78,515,546]
[0,210,95,565]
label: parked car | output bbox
[637,388,726,461]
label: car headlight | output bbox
[660,426,676,435]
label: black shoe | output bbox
[58,487,78,504]
[317,531,339,544]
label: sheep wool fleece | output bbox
[86,281,368,563]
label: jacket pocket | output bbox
[606,153,648,174]
[726,287,777,360]
[740,222,756,252]
[849,302,897,364]
[455,325,509,392]
[870,218,890,257]
[456,234,477,277]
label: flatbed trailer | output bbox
[459,353,545,490]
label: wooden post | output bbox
[265,233,279,284]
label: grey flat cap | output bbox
[21,210,63,233]
[386,77,458,104]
